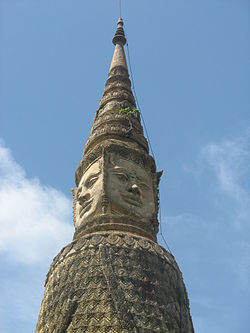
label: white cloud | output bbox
[0,140,73,264]
[197,129,250,288]
[161,129,250,332]
[199,128,250,226]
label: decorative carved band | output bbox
[45,231,177,286]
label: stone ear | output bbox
[156,170,163,185]
[101,148,109,214]
[152,170,163,233]
[71,188,77,227]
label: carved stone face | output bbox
[74,154,156,230]
[107,156,155,219]
[75,159,103,228]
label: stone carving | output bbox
[74,153,156,230]
[36,17,194,333]
[37,232,194,333]
[107,153,155,219]
[76,143,155,187]
[74,159,103,228]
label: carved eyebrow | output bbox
[113,167,149,183]
[112,168,132,177]
[139,181,151,189]
[84,171,101,184]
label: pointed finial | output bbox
[112,17,127,45]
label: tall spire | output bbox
[112,17,126,45]
[36,16,194,333]
[74,17,157,242]
[110,18,128,72]
[81,17,149,161]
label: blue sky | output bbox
[0,0,249,332]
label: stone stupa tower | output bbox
[36,18,194,333]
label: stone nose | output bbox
[78,192,90,204]
[128,184,141,196]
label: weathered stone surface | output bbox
[36,232,194,333]
[73,153,157,236]
[36,17,194,333]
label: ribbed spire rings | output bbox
[112,17,127,45]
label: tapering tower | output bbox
[36,18,194,333]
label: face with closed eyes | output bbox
[107,156,155,219]
[75,159,103,228]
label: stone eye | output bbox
[139,183,150,191]
[85,176,98,189]
[116,173,128,182]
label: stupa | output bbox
[36,17,194,333]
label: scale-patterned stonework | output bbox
[36,232,193,333]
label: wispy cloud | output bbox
[162,129,250,332]
[199,129,250,287]
[0,140,74,332]
[0,140,73,264]
[199,128,250,226]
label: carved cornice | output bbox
[76,142,156,186]
[73,214,157,242]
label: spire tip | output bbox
[112,17,127,45]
